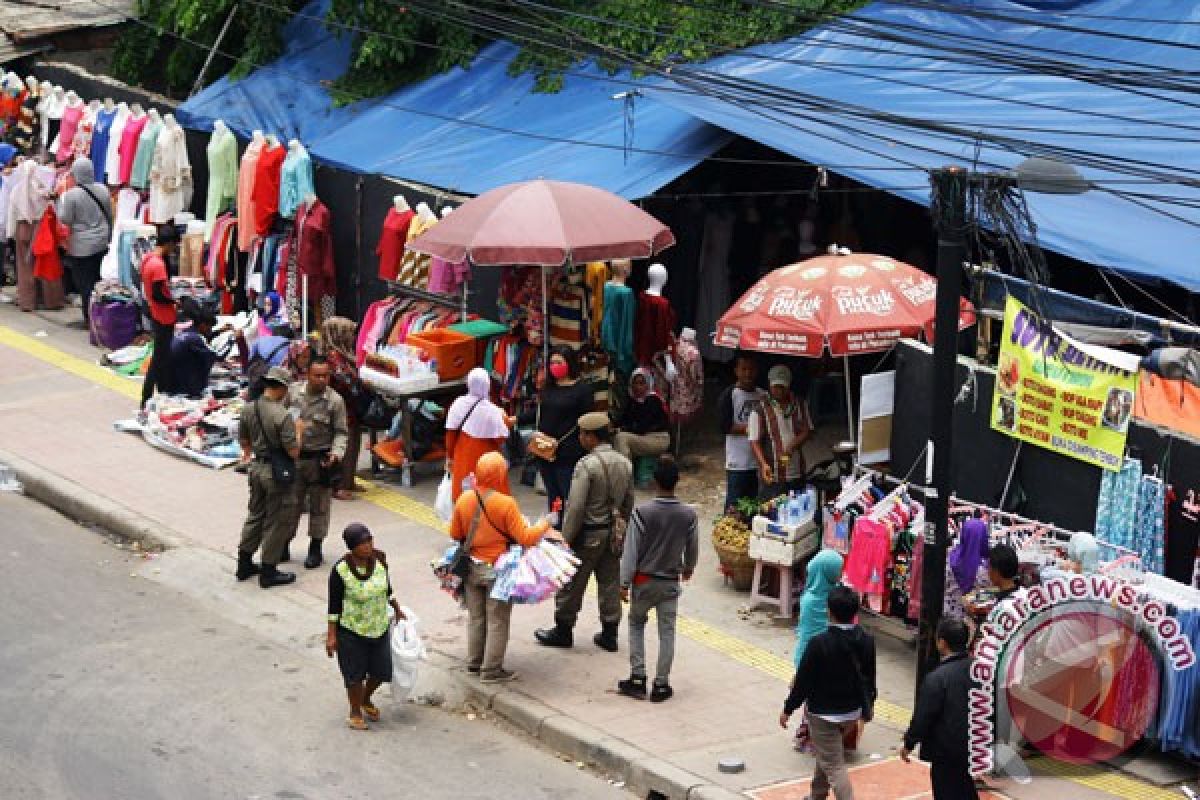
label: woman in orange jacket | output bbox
[449,452,561,683]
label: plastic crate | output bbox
[407,328,476,381]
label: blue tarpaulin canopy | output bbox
[643,0,1200,290]
[177,3,730,199]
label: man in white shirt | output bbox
[716,354,765,512]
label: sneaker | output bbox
[650,683,673,703]
[480,668,518,684]
[617,675,647,699]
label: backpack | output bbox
[245,340,291,400]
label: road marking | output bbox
[0,322,1180,800]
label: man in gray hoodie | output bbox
[56,157,113,324]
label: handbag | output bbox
[596,455,630,557]
[436,496,486,601]
[254,399,296,487]
[528,426,575,462]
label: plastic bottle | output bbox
[786,491,797,526]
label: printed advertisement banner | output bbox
[991,296,1137,471]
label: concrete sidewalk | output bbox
[0,300,1189,800]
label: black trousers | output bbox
[141,320,176,407]
[930,758,979,800]
[65,251,105,323]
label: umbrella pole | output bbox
[542,264,551,369]
[844,354,855,443]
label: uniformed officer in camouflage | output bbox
[285,356,349,569]
[236,366,300,588]
[536,411,635,652]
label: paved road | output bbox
[0,492,623,800]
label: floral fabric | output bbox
[333,559,391,639]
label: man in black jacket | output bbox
[780,585,876,800]
[902,617,979,799]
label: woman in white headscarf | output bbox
[7,158,57,312]
[445,367,512,500]
[614,367,671,463]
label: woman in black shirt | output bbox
[536,346,594,512]
[614,368,670,463]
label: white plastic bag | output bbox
[391,606,425,700]
[434,471,454,523]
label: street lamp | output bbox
[915,158,1090,691]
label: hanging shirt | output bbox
[129,119,162,190]
[251,143,286,235]
[148,124,192,224]
[236,138,265,252]
[105,108,130,185]
[294,198,335,298]
[601,282,635,375]
[204,129,238,240]
[278,146,314,219]
[634,291,676,366]
[584,261,607,342]
[55,103,84,163]
[89,108,118,181]
[395,213,436,287]
[376,207,414,281]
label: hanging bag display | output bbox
[254,398,296,486]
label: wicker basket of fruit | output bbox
[712,499,758,591]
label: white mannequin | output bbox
[130,102,145,117]
[251,128,264,142]
[440,206,454,218]
[393,194,410,212]
[49,86,66,115]
[64,90,81,107]
[680,327,696,342]
[287,137,302,151]
[103,97,115,112]
[608,258,630,286]
[174,212,196,225]
[415,201,436,224]
[304,192,317,207]
[87,98,101,112]
[147,108,162,124]
[164,112,177,128]
[645,263,668,296]
[4,74,22,93]
[265,133,280,148]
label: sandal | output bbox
[361,702,381,721]
[346,715,368,731]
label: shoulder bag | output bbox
[254,398,296,487]
[467,489,517,585]
[79,184,113,240]
[597,454,630,557]
[529,425,575,462]
[246,341,292,400]
[435,490,493,600]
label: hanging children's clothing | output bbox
[844,517,892,611]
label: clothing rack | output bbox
[386,280,469,322]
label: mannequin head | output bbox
[131,102,144,116]
[646,263,668,295]
[609,258,631,284]
[252,129,265,142]
[25,76,37,92]
[441,206,454,218]
[147,108,161,122]
[288,138,301,150]
[103,96,115,111]
[415,202,436,223]
[265,133,280,148]
[214,118,227,134]
[393,194,410,212]
[164,113,177,128]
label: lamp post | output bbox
[915,159,1090,691]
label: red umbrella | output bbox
[714,252,975,357]
[405,179,675,266]
[715,252,976,441]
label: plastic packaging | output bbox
[390,606,426,701]
[434,472,454,523]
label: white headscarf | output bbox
[445,368,510,440]
[7,160,46,229]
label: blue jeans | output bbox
[725,469,759,513]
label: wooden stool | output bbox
[749,560,798,619]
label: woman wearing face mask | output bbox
[535,346,594,511]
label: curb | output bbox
[0,447,186,551]
[1,446,746,799]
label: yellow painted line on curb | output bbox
[0,325,143,401]
[4,322,1180,800]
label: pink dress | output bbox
[56,104,83,163]
[844,517,892,603]
[236,139,264,252]
[117,115,148,185]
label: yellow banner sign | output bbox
[991,297,1137,471]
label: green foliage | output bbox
[115,0,864,100]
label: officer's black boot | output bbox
[235,551,261,581]
[593,623,619,653]
[304,539,323,569]
[534,624,574,648]
[259,563,297,589]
